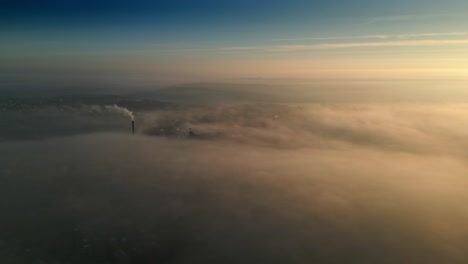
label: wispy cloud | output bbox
[274,35,390,42]
[222,39,468,53]
[143,32,468,56]
[356,13,451,26]
[274,32,468,42]
[395,32,468,39]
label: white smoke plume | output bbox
[80,104,134,120]
[104,104,134,120]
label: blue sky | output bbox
[2,0,468,82]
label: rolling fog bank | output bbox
[1,133,468,263]
[1,83,468,263]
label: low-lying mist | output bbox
[1,85,468,263]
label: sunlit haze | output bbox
[1,1,468,263]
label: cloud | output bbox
[395,32,468,39]
[273,32,468,42]
[222,39,468,53]
[356,13,452,26]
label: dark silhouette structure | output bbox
[132,120,135,135]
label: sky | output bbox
[2,0,468,82]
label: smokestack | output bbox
[132,120,135,135]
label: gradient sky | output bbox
[2,0,468,82]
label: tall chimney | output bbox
[132,120,135,135]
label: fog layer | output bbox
[1,87,468,263]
